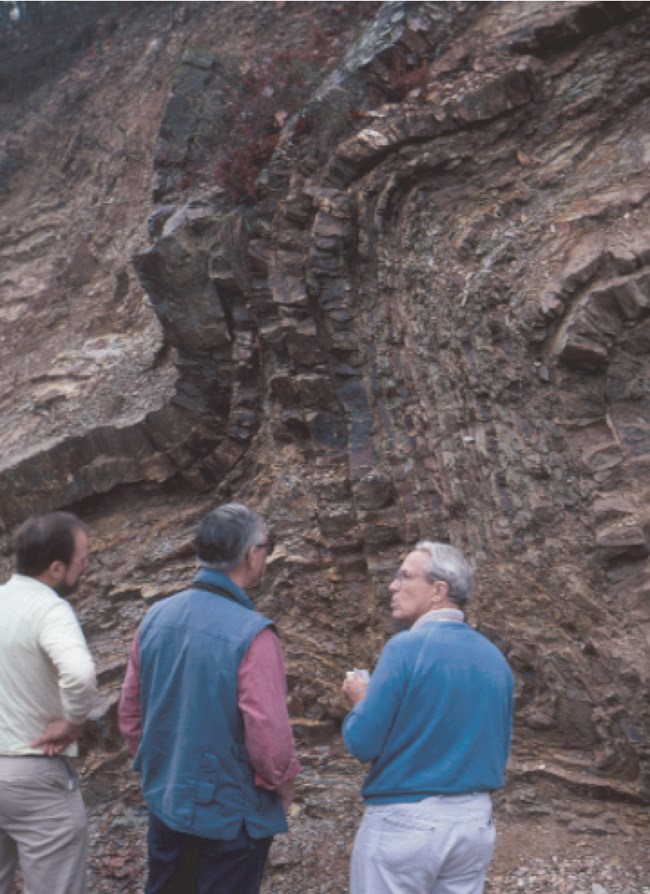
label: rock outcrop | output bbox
[1,0,650,813]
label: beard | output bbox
[55,578,81,598]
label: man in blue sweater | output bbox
[342,541,513,894]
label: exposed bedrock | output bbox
[1,1,649,800]
[129,1,650,798]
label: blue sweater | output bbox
[342,621,513,803]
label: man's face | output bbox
[247,527,273,588]
[389,550,436,629]
[56,528,89,597]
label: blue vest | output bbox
[134,569,287,840]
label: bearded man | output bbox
[0,511,97,894]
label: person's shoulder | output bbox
[3,574,55,599]
[382,628,415,658]
[39,592,81,631]
[251,610,275,629]
[465,624,505,649]
[466,626,512,668]
[141,588,189,624]
[420,621,505,654]
[458,623,495,645]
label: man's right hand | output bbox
[275,778,295,815]
[30,719,84,756]
[342,672,368,707]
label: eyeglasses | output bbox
[392,570,434,584]
[254,534,275,554]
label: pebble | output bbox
[486,855,649,893]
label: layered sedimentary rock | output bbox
[1,1,649,802]
[133,0,650,799]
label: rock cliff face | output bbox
[1,0,649,825]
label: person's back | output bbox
[119,502,300,894]
[345,620,512,803]
[342,541,513,894]
[135,583,286,840]
[0,576,94,756]
[0,512,97,894]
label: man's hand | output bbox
[342,672,368,707]
[29,719,84,756]
[275,778,295,815]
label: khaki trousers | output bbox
[0,756,87,894]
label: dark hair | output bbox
[15,512,87,577]
[196,503,265,571]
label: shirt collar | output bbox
[412,607,464,630]
[192,567,254,611]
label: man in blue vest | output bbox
[342,541,513,894]
[119,503,300,894]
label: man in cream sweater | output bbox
[0,511,97,894]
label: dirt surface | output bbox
[80,745,650,893]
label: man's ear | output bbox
[432,579,449,605]
[38,560,66,588]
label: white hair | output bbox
[414,541,474,608]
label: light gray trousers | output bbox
[350,793,496,894]
[0,756,87,894]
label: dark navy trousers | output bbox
[145,813,272,894]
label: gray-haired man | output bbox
[342,541,513,894]
[119,503,300,894]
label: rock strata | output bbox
[124,0,650,801]
[1,3,650,887]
